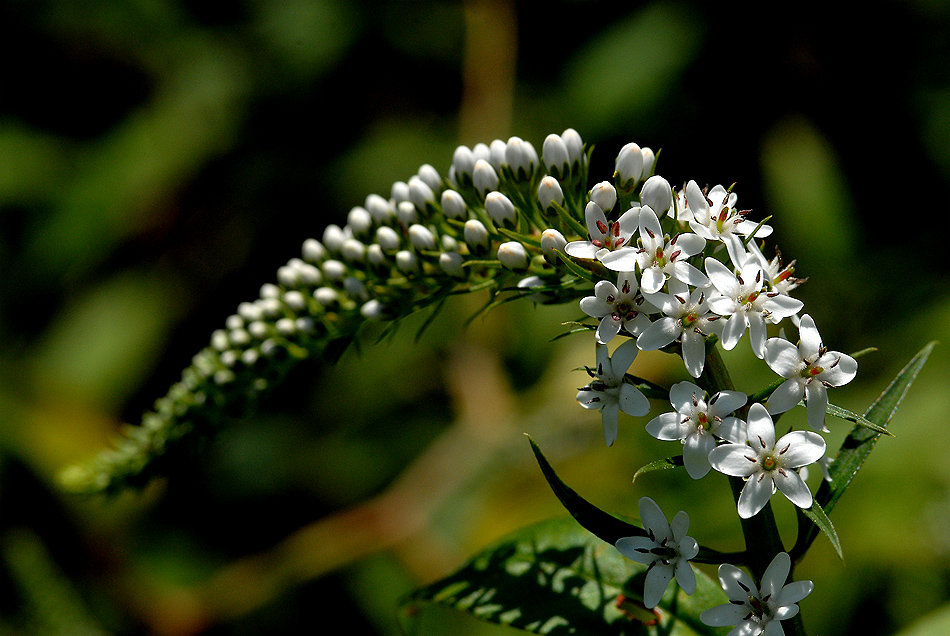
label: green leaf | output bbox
[399,517,729,636]
[797,499,842,561]
[632,456,683,485]
[824,402,893,437]
[795,341,936,557]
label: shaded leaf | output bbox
[399,517,729,636]
[632,456,683,485]
[797,500,842,561]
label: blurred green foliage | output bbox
[1,1,948,635]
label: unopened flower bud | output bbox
[302,238,327,263]
[277,265,300,288]
[590,181,617,213]
[517,275,550,303]
[391,180,410,204]
[283,291,307,312]
[440,189,467,219]
[275,318,296,336]
[408,175,436,212]
[346,206,373,238]
[248,321,269,339]
[562,128,584,169]
[365,193,395,224]
[288,259,321,285]
[238,301,264,322]
[452,145,476,183]
[641,147,655,177]
[485,191,517,227]
[497,241,529,270]
[396,249,419,273]
[540,228,567,260]
[538,176,564,212]
[367,243,386,266]
[615,142,644,190]
[258,297,282,317]
[640,174,673,218]
[417,164,441,192]
[211,329,229,351]
[439,251,465,277]
[464,219,490,254]
[489,139,506,171]
[505,136,538,181]
[408,224,436,251]
[396,200,418,226]
[322,224,348,253]
[441,234,459,253]
[472,142,491,163]
[375,225,401,252]
[314,287,338,307]
[260,283,280,299]
[225,314,243,330]
[341,238,366,263]
[542,134,570,179]
[322,259,346,282]
[473,159,499,196]
[361,299,385,320]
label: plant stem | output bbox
[699,342,808,636]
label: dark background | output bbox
[1,1,949,635]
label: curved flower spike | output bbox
[576,341,650,446]
[709,403,825,518]
[615,497,698,608]
[701,552,814,636]
[764,314,858,430]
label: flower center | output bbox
[799,364,824,379]
[761,454,777,471]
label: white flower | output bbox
[563,202,640,261]
[636,282,722,378]
[576,341,650,446]
[600,207,708,293]
[579,272,654,344]
[709,403,826,518]
[746,240,806,295]
[686,180,772,267]
[646,381,747,479]
[615,497,698,608]
[701,552,814,636]
[764,314,858,431]
[705,258,803,359]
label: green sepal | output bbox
[553,249,598,283]
[497,226,543,248]
[631,456,683,485]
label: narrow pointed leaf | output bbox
[797,499,843,561]
[399,517,729,636]
[824,403,893,437]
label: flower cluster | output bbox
[66,130,852,632]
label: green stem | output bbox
[698,341,808,636]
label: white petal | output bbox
[619,384,650,417]
[640,266,666,294]
[682,331,706,378]
[804,382,829,431]
[644,564,674,608]
[639,206,663,239]
[709,390,747,418]
[615,207,641,236]
[716,416,747,444]
[564,241,599,259]
[746,403,776,449]
[580,296,612,318]
[738,473,774,518]
[704,257,740,297]
[798,314,822,358]
[669,381,704,413]
[675,559,697,595]
[670,510,691,542]
[774,468,813,509]
[700,603,748,627]
[646,412,691,440]
[595,316,622,344]
[683,433,715,479]
[672,232,707,257]
[720,312,748,350]
[601,401,620,446]
[763,293,803,319]
[584,201,607,238]
[610,339,641,377]
[748,313,768,359]
[708,445,759,477]
[761,552,791,600]
[600,247,642,271]
[637,318,680,350]
[775,430,826,467]
[765,337,803,378]
[776,579,814,606]
[670,261,710,287]
[615,536,657,565]
[818,352,858,386]
[766,378,805,416]
[638,496,672,541]
[718,563,758,603]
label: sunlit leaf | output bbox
[399,517,729,636]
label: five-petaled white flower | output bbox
[564,201,640,262]
[686,180,772,268]
[637,281,722,378]
[701,552,814,636]
[615,497,698,609]
[600,206,708,293]
[646,381,747,479]
[709,403,825,518]
[576,340,650,446]
[705,257,803,359]
[579,272,654,344]
[764,314,858,431]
